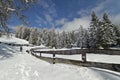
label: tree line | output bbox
[15,25,88,48]
[15,12,120,49]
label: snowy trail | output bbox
[0,44,120,80]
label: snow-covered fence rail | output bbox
[32,48,120,55]
[29,48,120,72]
[29,48,120,63]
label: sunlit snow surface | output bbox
[0,36,120,80]
[0,35,29,44]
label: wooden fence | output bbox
[32,48,120,55]
[28,48,120,72]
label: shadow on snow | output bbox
[0,44,20,60]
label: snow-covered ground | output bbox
[0,36,120,80]
[0,44,120,80]
[0,35,29,44]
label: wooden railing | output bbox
[32,48,120,55]
[27,48,120,72]
[30,48,120,63]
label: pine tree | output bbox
[60,31,67,48]
[114,26,120,46]
[21,27,30,41]
[42,28,49,46]
[76,26,88,48]
[100,13,117,48]
[15,26,23,38]
[36,29,42,46]
[29,28,39,45]
[89,11,99,48]
[49,28,57,48]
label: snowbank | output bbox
[0,38,120,80]
[0,35,29,44]
[0,44,120,80]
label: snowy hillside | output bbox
[0,35,29,44]
[0,36,120,80]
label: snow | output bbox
[0,36,120,80]
[7,7,15,11]
[36,53,120,64]
[34,47,81,51]
[30,44,47,49]
[0,35,29,44]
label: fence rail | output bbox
[28,48,120,72]
[33,48,120,55]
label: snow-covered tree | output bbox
[0,30,2,37]
[42,28,49,46]
[69,31,76,45]
[76,26,88,48]
[100,13,117,48]
[29,28,40,45]
[48,28,57,48]
[15,26,30,41]
[15,26,23,38]
[56,32,61,48]
[114,26,120,46]
[36,29,42,45]
[59,31,66,48]
[89,12,117,49]
[89,11,99,48]
[21,27,30,40]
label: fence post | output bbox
[53,53,55,64]
[82,50,86,62]
[40,53,41,57]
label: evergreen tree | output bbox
[21,27,30,40]
[76,26,89,48]
[100,13,117,48]
[114,26,120,46]
[49,28,57,48]
[42,28,49,46]
[89,11,99,48]
[36,30,42,45]
[56,32,61,48]
[29,28,39,45]
[60,31,67,48]
[15,26,23,38]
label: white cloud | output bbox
[45,14,53,22]
[35,15,47,27]
[55,18,68,26]
[112,14,120,26]
[8,24,25,31]
[9,25,17,31]
[38,0,49,9]
[77,9,90,17]
[39,0,57,17]
[92,0,112,14]
[58,17,90,32]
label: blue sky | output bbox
[9,0,120,31]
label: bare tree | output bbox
[0,0,37,32]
